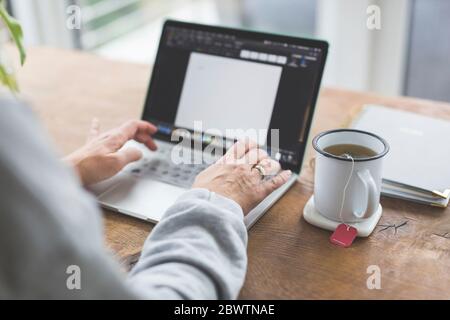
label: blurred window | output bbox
[77,0,183,49]
[404,0,450,102]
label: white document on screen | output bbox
[175,52,282,144]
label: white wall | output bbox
[316,0,410,95]
[11,0,75,48]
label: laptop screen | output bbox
[143,20,328,172]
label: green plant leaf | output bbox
[0,63,18,92]
[0,2,26,65]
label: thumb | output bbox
[114,147,143,168]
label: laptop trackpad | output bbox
[98,176,186,223]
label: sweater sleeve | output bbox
[127,189,248,300]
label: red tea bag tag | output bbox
[330,224,358,247]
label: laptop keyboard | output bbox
[125,144,211,189]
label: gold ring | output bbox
[252,164,266,179]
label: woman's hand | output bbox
[65,119,157,186]
[193,139,292,215]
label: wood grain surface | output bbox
[16,47,450,299]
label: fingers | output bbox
[136,131,158,151]
[262,170,292,194]
[113,147,143,170]
[129,120,158,151]
[87,118,100,142]
[237,147,269,166]
[108,120,158,152]
[258,157,281,176]
[218,139,282,185]
[120,120,157,139]
[218,138,258,164]
[248,158,280,183]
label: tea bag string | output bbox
[338,153,355,230]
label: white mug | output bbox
[312,129,389,223]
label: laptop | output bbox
[90,20,328,228]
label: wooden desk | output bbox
[17,47,450,299]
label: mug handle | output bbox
[353,169,378,219]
